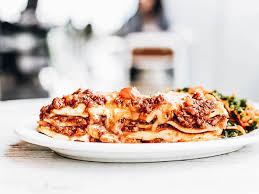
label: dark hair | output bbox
[151,0,163,16]
[150,0,169,30]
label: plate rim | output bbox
[15,123,259,153]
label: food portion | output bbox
[37,86,259,143]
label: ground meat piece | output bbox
[65,92,106,108]
[39,105,53,119]
[72,88,93,95]
[114,94,165,114]
[89,136,101,142]
[98,116,107,127]
[52,97,65,109]
[174,92,216,128]
[114,98,123,105]
[121,125,141,132]
[50,126,88,137]
[137,95,166,113]
[75,127,88,136]
[120,119,150,132]
[39,89,107,118]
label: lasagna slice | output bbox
[38,87,229,143]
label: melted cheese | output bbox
[52,104,88,117]
[161,91,189,108]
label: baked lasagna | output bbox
[38,86,259,143]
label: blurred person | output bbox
[116,0,169,36]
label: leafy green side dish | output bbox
[212,90,258,135]
[222,129,242,138]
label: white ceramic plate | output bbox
[15,124,259,162]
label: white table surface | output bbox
[1,98,259,194]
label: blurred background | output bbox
[0,0,258,101]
